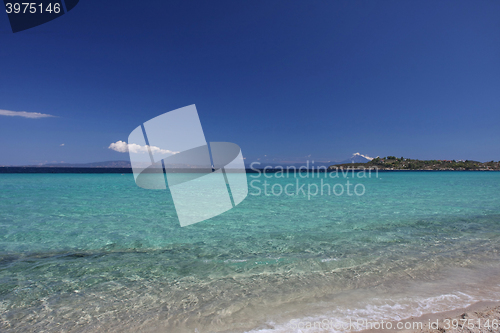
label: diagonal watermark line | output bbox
[141,124,155,165]
[60,0,68,13]
[221,167,235,208]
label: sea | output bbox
[1,171,500,332]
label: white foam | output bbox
[321,258,339,262]
[244,289,500,333]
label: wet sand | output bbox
[360,301,500,333]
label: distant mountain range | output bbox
[39,161,132,168]
[243,153,374,168]
[3,154,497,172]
[11,153,374,169]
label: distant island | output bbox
[330,156,500,171]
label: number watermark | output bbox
[288,317,499,331]
[3,1,79,33]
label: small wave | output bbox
[245,289,500,333]
[320,258,339,262]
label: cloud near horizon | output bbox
[109,140,179,155]
[0,109,56,118]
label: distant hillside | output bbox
[41,161,131,168]
[329,156,500,171]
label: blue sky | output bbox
[1,0,499,165]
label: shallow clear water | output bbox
[1,171,500,332]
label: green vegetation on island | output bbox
[329,156,500,171]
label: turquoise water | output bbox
[1,172,500,332]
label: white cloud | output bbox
[60,144,65,146]
[108,140,178,155]
[0,109,56,118]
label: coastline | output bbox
[1,166,500,174]
[415,301,500,333]
[359,301,500,333]
[237,260,500,333]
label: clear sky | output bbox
[1,0,499,165]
